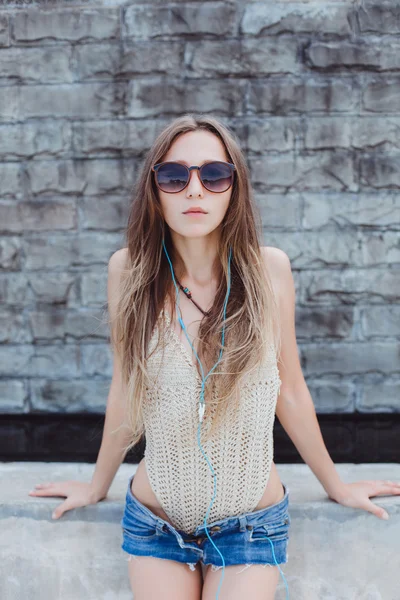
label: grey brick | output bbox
[0,274,30,306]
[17,83,127,119]
[302,192,400,229]
[122,41,184,75]
[188,38,300,76]
[30,378,109,412]
[352,116,400,150]
[0,345,79,377]
[258,193,302,229]
[81,344,112,377]
[22,233,122,269]
[300,342,400,376]
[0,121,71,160]
[22,236,78,270]
[306,40,400,72]
[0,238,21,271]
[81,270,108,306]
[361,306,400,337]
[80,196,130,231]
[26,161,86,196]
[0,163,21,199]
[249,150,355,191]
[359,231,400,265]
[299,268,400,305]
[358,380,400,412]
[0,47,73,83]
[266,230,400,268]
[360,153,400,188]
[28,272,79,305]
[124,3,236,38]
[75,41,184,80]
[82,158,136,194]
[307,378,354,413]
[29,309,108,341]
[26,159,135,196]
[0,309,32,343]
[363,77,400,112]
[247,117,303,152]
[218,117,247,145]
[127,77,246,117]
[241,3,353,36]
[0,380,27,413]
[296,306,354,340]
[0,202,76,233]
[0,15,9,47]
[265,230,360,268]
[0,86,17,120]
[76,233,123,265]
[127,0,224,3]
[358,1,400,34]
[305,116,352,149]
[74,42,121,81]
[248,77,358,114]
[12,9,120,43]
[72,119,166,157]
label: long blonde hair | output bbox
[108,114,281,451]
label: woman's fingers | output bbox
[52,498,74,520]
[375,483,400,496]
[29,483,65,497]
[29,488,55,496]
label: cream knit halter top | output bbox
[142,307,282,535]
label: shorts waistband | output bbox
[125,473,290,537]
[193,482,289,536]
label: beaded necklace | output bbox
[174,278,211,317]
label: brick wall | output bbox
[0,0,399,422]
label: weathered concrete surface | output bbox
[1,462,399,600]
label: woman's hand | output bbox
[328,480,400,520]
[28,481,105,520]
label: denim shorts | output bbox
[121,473,291,576]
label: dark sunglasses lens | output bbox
[156,163,188,192]
[201,162,233,192]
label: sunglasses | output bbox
[152,160,236,194]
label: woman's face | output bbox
[156,130,233,239]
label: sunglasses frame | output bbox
[151,160,236,194]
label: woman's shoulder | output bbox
[108,247,129,272]
[260,245,290,268]
[260,245,292,298]
[107,248,129,312]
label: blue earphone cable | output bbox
[162,240,290,600]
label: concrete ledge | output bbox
[1,462,400,600]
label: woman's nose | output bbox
[186,169,203,195]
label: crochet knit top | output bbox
[142,307,282,535]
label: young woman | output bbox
[29,114,400,600]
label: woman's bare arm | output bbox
[89,247,133,502]
[262,246,400,519]
[261,246,344,499]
